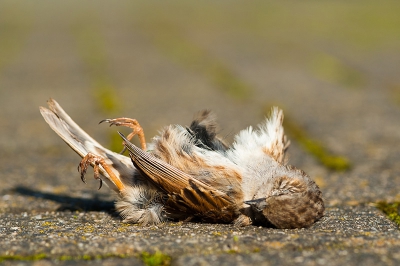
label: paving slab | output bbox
[1,1,400,265]
[0,206,399,266]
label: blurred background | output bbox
[1,0,400,210]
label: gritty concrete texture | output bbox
[1,0,400,265]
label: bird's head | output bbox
[245,171,324,229]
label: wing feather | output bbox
[119,132,236,220]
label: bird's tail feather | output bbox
[39,98,134,192]
[39,99,99,158]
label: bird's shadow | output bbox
[12,186,117,216]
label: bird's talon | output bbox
[78,153,98,185]
[99,117,147,151]
[78,152,125,191]
[79,164,87,184]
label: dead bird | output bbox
[40,98,324,228]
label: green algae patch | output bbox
[0,253,132,263]
[376,201,400,227]
[58,254,129,261]
[141,251,171,266]
[284,117,351,171]
[41,221,57,227]
[0,253,47,263]
[94,85,121,114]
[75,223,96,233]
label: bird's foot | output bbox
[100,117,147,153]
[78,152,125,191]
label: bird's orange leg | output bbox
[78,153,125,191]
[100,118,147,152]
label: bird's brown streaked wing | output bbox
[165,183,239,223]
[119,132,235,213]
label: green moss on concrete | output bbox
[0,253,132,263]
[252,247,260,253]
[59,255,73,261]
[57,253,130,261]
[285,118,351,171]
[226,249,238,254]
[75,223,96,233]
[41,221,56,227]
[141,251,171,266]
[0,253,47,263]
[376,201,400,227]
[94,85,120,114]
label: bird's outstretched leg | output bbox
[100,118,146,153]
[78,153,125,191]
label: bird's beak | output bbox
[244,198,267,212]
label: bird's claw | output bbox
[78,153,104,190]
[99,117,147,151]
[99,119,121,127]
[77,162,87,183]
[98,179,103,190]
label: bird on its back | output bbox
[40,98,324,228]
